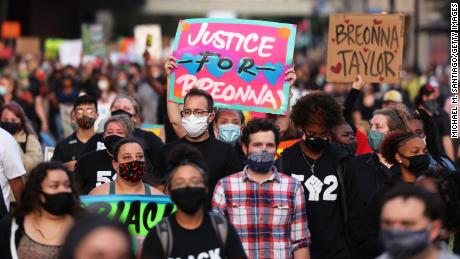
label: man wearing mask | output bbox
[154,87,241,203]
[377,185,459,259]
[276,91,362,259]
[213,119,311,259]
[214,108,246,167]
[52,95,98,171]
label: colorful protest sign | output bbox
[16,37,40,57]
[326,13,405,83]
[82,23,107,57]
[44,38,64,59]
[81,195,175,253]
[59,39,82,67]
[169,18,296,115]
[141,123,163,137]
[134,25,162,59]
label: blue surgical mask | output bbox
[368,129,385,152]
[0,86,7,96]
[218,124,240,145]
[246,150,275,173]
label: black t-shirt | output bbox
[155,137,241,204]
[141,213,247,259]
[51,132,87,163]
[75,150,116,194]
[276,142,351,259]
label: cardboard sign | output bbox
[81,23,107,57]
[134,25,162,59]
[169,18,296,115]
[16,37,40,57]
[81,195,175,252]
[326,13,405,83]
[59,39,82,67]
[1,21,21,39]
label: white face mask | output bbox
[0,85,7,96]
[182,114,209,138]
[98,80,109,91]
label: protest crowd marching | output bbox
[0,8,458,259]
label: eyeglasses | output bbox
[180,109,210,118]
[75,108,95,115]
[170,178,205,189]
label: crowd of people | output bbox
[0,35,458,259]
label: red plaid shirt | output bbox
[212,167,310,259]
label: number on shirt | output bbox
[96,171,113,186]
[322,175,338,201]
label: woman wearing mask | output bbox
[356,130,432,258]
[0,101,42,174]
[89,138,162,195]
[213,108,245,167]
[75,115,134,194]
[141,144,246,259]
[59,213,135,259]
[352,104,411,206]
[0,162,82,259]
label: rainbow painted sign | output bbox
[169,18,297,115]
[81,195,175,253]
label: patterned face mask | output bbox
[118,160,145,183]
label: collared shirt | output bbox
[212,166,310,259]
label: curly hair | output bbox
[290,91,344,129]
[381,130,419,165]
[373,103,411,132]
[422,169,460,233]
[15,162,82,218]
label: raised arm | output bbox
[165,56,186,138]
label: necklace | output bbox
[301,151,317,175]
[32,216,65,241]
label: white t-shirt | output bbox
[0,128,26,210]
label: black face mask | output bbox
[338,142,357,155]
[0,121,21,135]
[170,187,207,215]
[41,192,74,216]
[304,136,329,152]
[111,109,133,117]
[400,153,431,176]
[103,135,124,154]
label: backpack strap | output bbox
[209,212,228,251]
[155,217,173,258]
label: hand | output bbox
[305,175,323,201]
[352,75,365,90]
[284,67,297,86]
[41,123,49,133]
[143,50,151,63]
[165,56,178,76]
[64,160,77,172]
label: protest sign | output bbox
[1,21,20,39]
[16,37,40,57]
[44,38,64,59]
[59,39,82,67]
[81,195,175,253]
[81,23,107,57]
[169,18,296,115]
[134,25,162,59]
[326,13,405,83]
[141,123,163,137]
